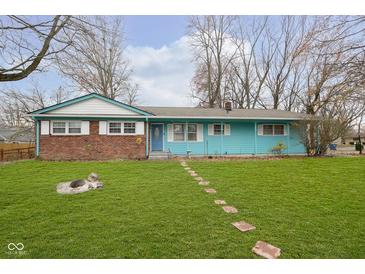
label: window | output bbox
[172,123,199,141]
[124,123,136,134]
[68,121,81,134]
[109,122,122,134]
[262,124,285,136]
[188,124,197,141]
[52,121,84,135]
[173,124,185,141]
[52,122,66,134]
[213,124,224,135]
[274,125,284,135]
[263,125,273,135]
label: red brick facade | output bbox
[40,121,146,160]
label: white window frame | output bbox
[68,121,82,134]
[108,122,123,135]
[262,124,285,136]
[107,121,139,135]
[123,122,136,134]
[213,124,225,136]
[171,123,199,142]
[173,123,185,142]
[187,123,198,142]
[51,121,83,135]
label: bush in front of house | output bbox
[272,142,287,155]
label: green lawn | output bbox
[0,157,364,258]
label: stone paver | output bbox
[199,181,209,186]
[194,177,203,181]
[184,167,191,171]
[252,241,281,259]
[204,188,217,194]
[232,221,256,232]
[190,173,198,177]
[187,170,197,175]
[222,206,238,213]
[214,200,226,205]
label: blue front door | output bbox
[151,124,163,151]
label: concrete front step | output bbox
[149,151,170,160]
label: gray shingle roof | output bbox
[138,106,307,120]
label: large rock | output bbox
[87,173,99,182]
[70,179,86,188]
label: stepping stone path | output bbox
[179,160,280,258]
[252,241,281,259]
[222,206,238,214]
[232,221,256,232]
[204,188,217,194]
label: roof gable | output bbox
[30,93,152,116]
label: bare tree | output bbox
[0,84,72,128]
[188,16,237,108]
[123,83,139,105]
[293,17,365,154]
[264,16,314,110]
[227,16,271,109]
[0,16,72,82]
[55,16,133,100]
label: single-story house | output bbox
[341,134,365,145]
[29,93,307,160]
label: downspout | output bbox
[287,122,290,155]
[35,118,40,157]
[145,117,149,158]
[316,124,321,155]
[220,121,223,156]
[185,121,189,155]
[254,122,257,155]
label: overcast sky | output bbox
[4,16,200,107]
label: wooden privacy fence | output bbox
[0,146,35,162]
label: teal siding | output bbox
[159,120,305,156]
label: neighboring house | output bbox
[0,127,34,143]
[28,93,307,160]
[341,134,365,145]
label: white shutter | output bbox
[135,122,145,135]
[224,124,231,135]
[81,121,89,135]
[40,121,50,135]
[208,124,214,135]
[99,121,107,135]
[257,124,263,136]
[197,124,204,142]
[167,124,173,142]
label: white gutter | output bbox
[27,113,304,120]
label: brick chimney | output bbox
[224,101,232,112]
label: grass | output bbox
[0,157,364,258]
